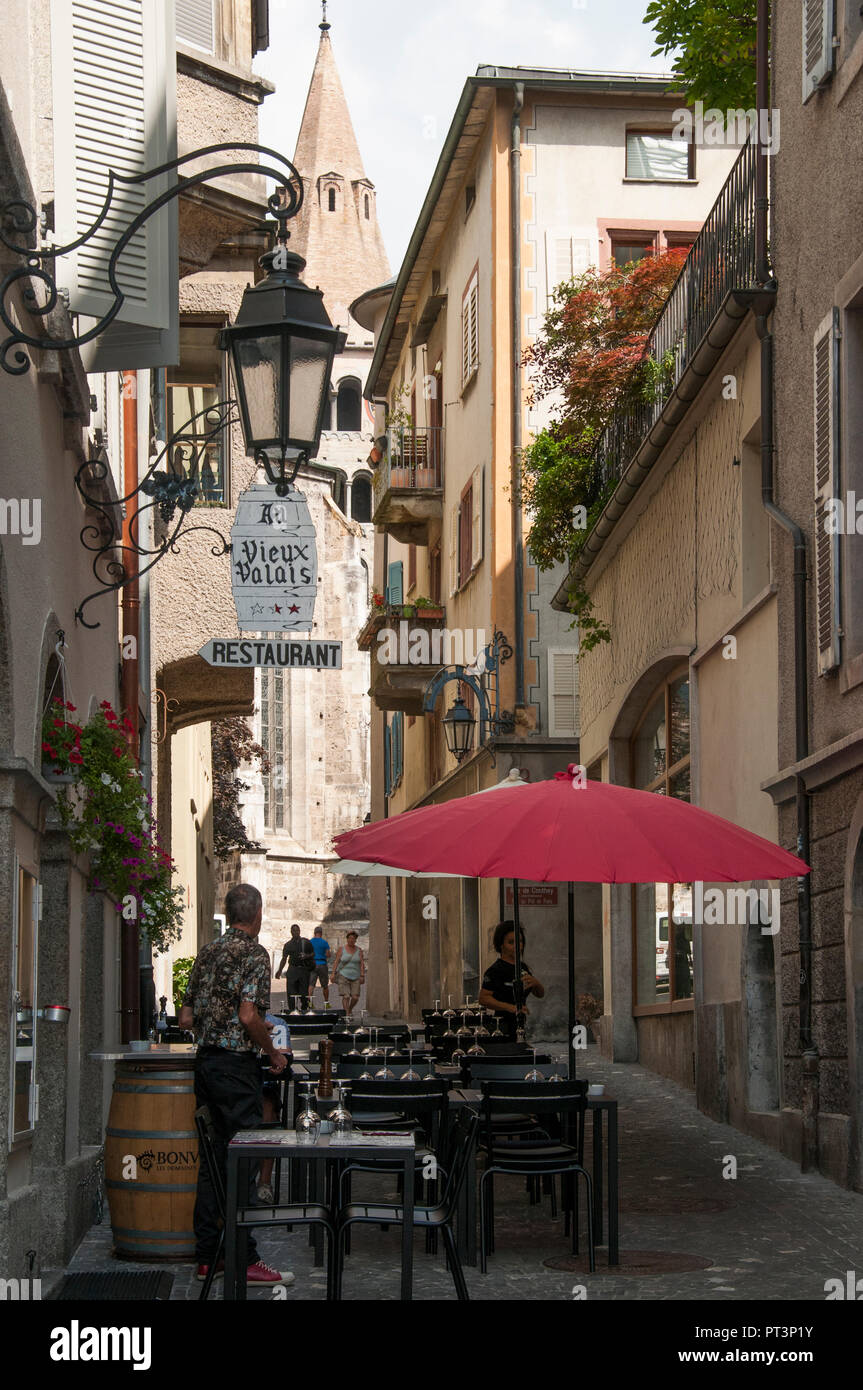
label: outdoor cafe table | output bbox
[225,1129,416,1300]
[450,1089,619,1266]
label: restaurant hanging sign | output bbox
[198,639,343,669]
[230,483,318,631]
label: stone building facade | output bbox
[360,67,736,1026]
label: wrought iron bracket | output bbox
[74,400,236,628]
[422,630,515,762]
[0,142,304,374]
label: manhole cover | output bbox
[619,1194,732,1213]
[544,1250,713,1276]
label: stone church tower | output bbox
[230,13,391,1001]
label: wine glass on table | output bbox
[331,1083,353,1137]
[467,1028,486,1057]
[375,1046,395,1081]
[403,1047,421,1082]
[431,999,443,1020]
[475,1009,490,1038]
[456,1010,472,1040]
[524,1047,543,1082]
[422,1055,437,1083]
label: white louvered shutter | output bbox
[471,465,483,569]
[51,0,178,369]
[462,271,479,387]
[813,309,840,674]
[545,232,591,305]
[802,0,835,103]
[548,649,579,737]
[449,504,459,595]
[177,0,215,52]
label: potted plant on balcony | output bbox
[387,385,414,488]
[413,596,444,620]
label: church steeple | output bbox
[290,12,390,340]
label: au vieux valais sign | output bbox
[199,482,342,669]
[231,482,318,631]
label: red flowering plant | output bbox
[43,699,184,951]
[521,248,688,650]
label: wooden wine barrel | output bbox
[104,1059,198,1260]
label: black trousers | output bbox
[285,965,311,1008]
[194,1047,263,1264]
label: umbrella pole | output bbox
[512,879,525,1040]
[568,881,576,1080]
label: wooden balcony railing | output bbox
[372,426,444,515]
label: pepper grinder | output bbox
[318,1037,334,1098]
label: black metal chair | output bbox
[336,1079,449,1201]
[333,1108,479,1300]
[194,1105,338,1301]
[477,1080,595,1274]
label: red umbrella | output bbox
[334,766,810,883]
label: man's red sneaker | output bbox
[196,1260,225,1280]
[246,1260,295,1286]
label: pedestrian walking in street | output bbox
[308,925,332,1008]
[179,883,294,1287]
[479,921,545,1040]
[275,922,315,1012]
[331,929,365,1016]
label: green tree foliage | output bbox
[644,0,758,111]
[211,717,269,860]
[522,251,687,648]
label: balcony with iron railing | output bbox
[371,426,444,544]
[561,139,773,591]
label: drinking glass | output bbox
[295,1084,321,1143]
[361,1025,377,1057]
[431,999,443,1019]
[331,1083,353,1137]
[451,1043,467,1063]
[442,994,456,1024]
[422,1056,437,1083]
[475,1009,490,1038]
[490,1011,504,1038]
[467,1028,486,1057]
[524,1047,543,1082]
[369,1027,385,1060]
[289,995,304,1017]
[375,1046,395,1081]
[456,1010,473,1039]
[346,1021,362,1057]
[354,1010,370,1051]
[403,1047,421,1082]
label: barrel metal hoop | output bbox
[107,1130,196,1140]
[113,1084,193,1094]
[106,1180,199,1192]
[111,1227,196,1239]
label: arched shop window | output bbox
[631,669,693,1009]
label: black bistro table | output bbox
[225,1129,417,1300]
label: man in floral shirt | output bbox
[180,883,292,1287]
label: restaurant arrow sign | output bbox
[198,639,343,669]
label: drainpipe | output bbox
[120,370,141,1043]
[755,0,817,1170]
[511,82,525,709]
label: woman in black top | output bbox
[478,921,545,1039]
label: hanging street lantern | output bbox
[442,692,477,763]
[220,241,347,497]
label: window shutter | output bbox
[449,505,459,595]
[177,0,214,52]
[802,0,835,102]
[459,487,473,587]
[471,465,483,569]
[387,560,404,606]
[462,271,478,387]
[545,232,591,304]
[51,0,179,369]
[548,649,580,737]
[813,309,841,674]
[384,725,392,796]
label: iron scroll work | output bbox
[423,630,515,764]
[0,142,307,625]
[74,400,238,629]
[0,141,304,374]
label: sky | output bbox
[256,0,677,272]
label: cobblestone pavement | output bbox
[55,1046,863,1302]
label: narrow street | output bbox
[57,1047,863,1302]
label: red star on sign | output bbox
[273,605,281,614]
[289,604,300,614]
